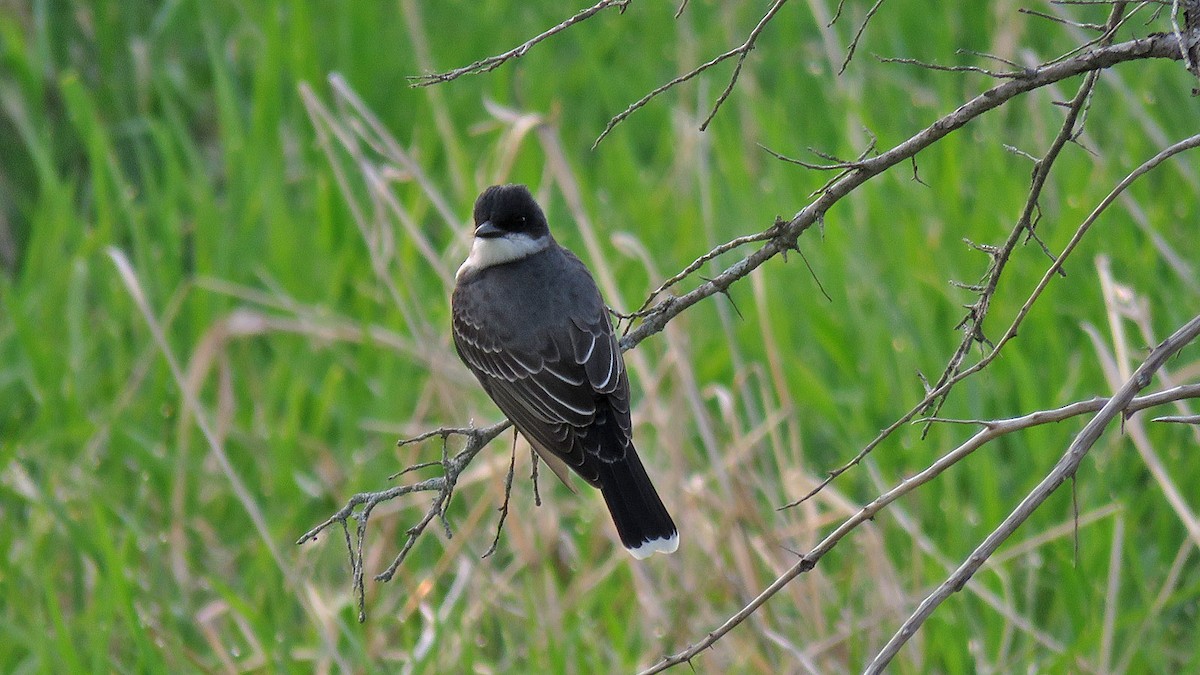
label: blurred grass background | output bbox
[2,0,1199,672]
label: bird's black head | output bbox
[472,184,550,240]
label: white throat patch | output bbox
[456,233,550,279]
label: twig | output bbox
[757,141,872,170]
[828,0,850,25]
[482,432,519,558]
[864,314,1200,672]
[876,54,1028,78]
[959,48,1033,71]
[594,0,790,147]
[795,245,833,303]
[840,0,889,74]
[1153,413,1200,423]
[699,0,789,131]
[529,446,543,506]
[623,226,784,330]
[758,133,877,199]
[1018,7,1108,30]
[408,0,632,86]
[1041,1,1148,67]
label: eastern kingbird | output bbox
[451,184,679,559]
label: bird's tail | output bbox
[596,447,679,559]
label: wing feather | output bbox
[451,246,634,485]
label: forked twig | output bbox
[295,421,509,621]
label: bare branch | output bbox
[639,130,1200,668]
[621,223,786,330]
[757,142,872,170]
[605,35,1198,517]
[758,134,879,199]
[958,48,1035,71]
[1018,7,1108,30]
[640,379,1200,674]
[1041,2,1152,66]
[919,2,1127,431]
[876,54,1028,78]
[865,314,1200,672]
[828,0,850,26]
[481,433,519,558]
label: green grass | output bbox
[2,0,1199,672]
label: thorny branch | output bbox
[920,3,1128,432]
[299,6,1200,656]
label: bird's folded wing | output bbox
[453,304,631,485]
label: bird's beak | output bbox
[474,220,503,238]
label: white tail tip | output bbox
[627,532,679,559]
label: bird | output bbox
[451,184,678,559]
